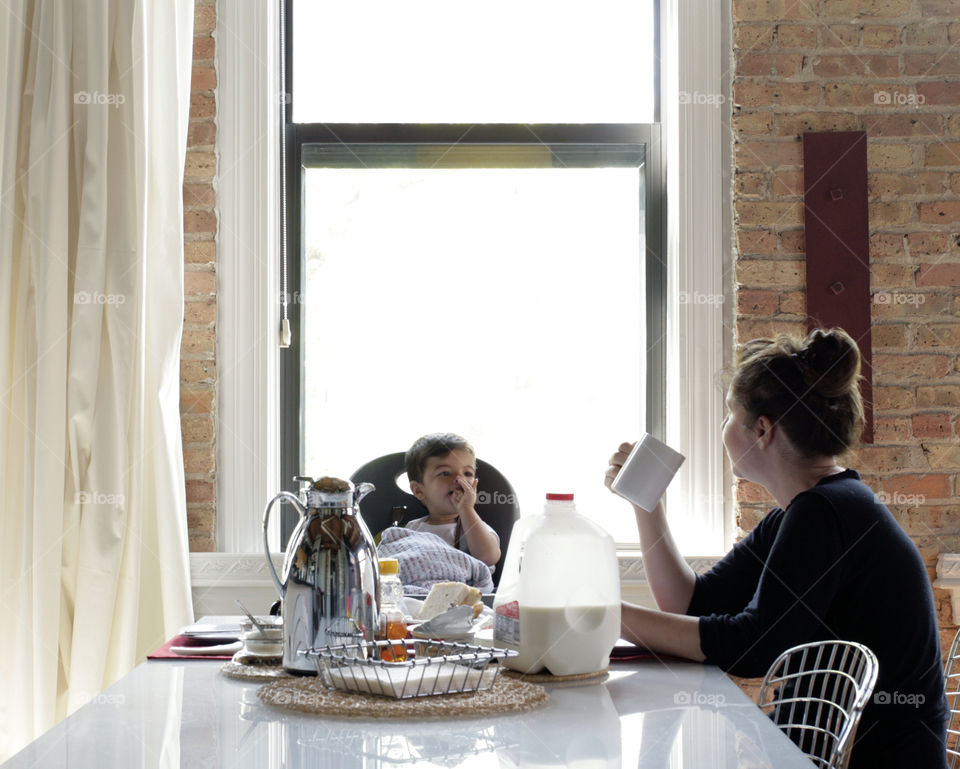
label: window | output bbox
[280,2,664,543]
[291,1,656,125]
[214,0,728,557]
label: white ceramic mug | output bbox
[611,433,685,511]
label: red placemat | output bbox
[147,635,237,661]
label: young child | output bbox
[404,433,501,567]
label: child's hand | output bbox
[453,475,478,515]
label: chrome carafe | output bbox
[263,476,379,675]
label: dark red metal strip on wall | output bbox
[802,130,874,443]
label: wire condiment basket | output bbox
[304,640,516,699]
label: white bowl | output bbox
[240,623,282,655]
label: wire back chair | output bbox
[945,626,960,767]
[757,640,878,769]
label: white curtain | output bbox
[0,0,195,760]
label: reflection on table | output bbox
[1,659,813,769]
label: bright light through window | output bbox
[292,0,656,124]
[302,167,645,540]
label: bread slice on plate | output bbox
[418,581,484,620]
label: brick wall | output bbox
[182,0,218,552]
[731,0,960,689]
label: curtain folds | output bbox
[0,0,195,759]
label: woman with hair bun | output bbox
[607,327,947,767]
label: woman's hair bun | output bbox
[800,327,861,399]
[730,326,865,457]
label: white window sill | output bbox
[190,552,284,617]
[190,552,719,616]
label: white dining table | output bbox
[3,646,814,768]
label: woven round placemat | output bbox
[220,661,293,682]
[257,673,547,719]
[502,667,609,684]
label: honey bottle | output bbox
[378,558,407,661]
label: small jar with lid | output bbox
[378,558,407,661]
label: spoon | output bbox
[235,599,269,633]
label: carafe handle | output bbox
[353,481,375,509]
[262,491,307,597]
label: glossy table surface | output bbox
[4,653,813,768]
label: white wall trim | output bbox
[190,552,284,617]
[620,553,719,606]
[619,553,719,583]
[935,554,960,621]
[190,552,719,616]
[663,0,730,555]
[191,552,284,587]
[215,0,282,552]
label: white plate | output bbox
[234,647,282,660]
[170,641,243,656]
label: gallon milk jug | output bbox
[493,493,621,675]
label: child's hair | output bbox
[730,327,864,458]
[405,433,475,484]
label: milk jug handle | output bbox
[262,491,306,597]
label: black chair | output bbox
[349,452,520,587]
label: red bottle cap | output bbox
[545,493,574,501]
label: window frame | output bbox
[213,0,729,559]
[280,123,665,543]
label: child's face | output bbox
[410,450,476,521]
